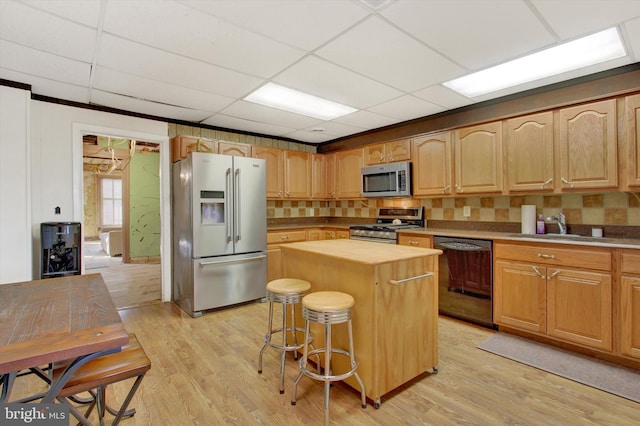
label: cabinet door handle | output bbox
[281,235,290,240]
[455,184,463,193]
[442,185,450,193]
[537,253,556,259]
[532,266,546,279]
[561,177,574,188]
[389,272,433,285]
[410,241,419,245]
[541,178,553,189]
[547,270,560,280]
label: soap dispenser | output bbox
[536,214,546,234]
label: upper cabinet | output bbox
[284,150,311,198]
[335,148,364,199]
[325,153,336,199]
[311,154,327,199]
[171,135,216,162]
[625,94,640,189]
[506,112,555,192]
[251,146,311,199]
[364,139,411,165]
[252,146,284,198]
[557,99,617,190]
[411,132,452,196]
[218,141,251,157]
[454,122,503,194]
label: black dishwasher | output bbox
[433,236,495,329]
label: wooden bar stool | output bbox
[258,278,313,394]
[54,333,151,426]
[291,291,366,425]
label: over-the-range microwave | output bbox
[361,161,411,198]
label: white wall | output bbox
[0,86,31,284]
[1,99,171,299]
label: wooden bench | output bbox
[54,333,151,426]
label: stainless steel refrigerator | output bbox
[172,152,267,317]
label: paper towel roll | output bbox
[521,205,536,234]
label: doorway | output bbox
[72,123,171,306]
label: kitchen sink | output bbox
[508,233,615,243]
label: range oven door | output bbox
[433,237,495,328]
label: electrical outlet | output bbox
[463,206,471,217]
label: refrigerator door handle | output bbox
[225,168,232,243]
[235,167,241,243]
[198,254,266,267]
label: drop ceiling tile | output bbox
[90,90,213,122]
[0,40,91,86]
[0,0,97,62]
[367,95,445,121]
[283,129,337,143]
[220,100,323,129]
[412,85,474,109]
[20,0,101,26]
[92,67,234,113]
[201,114,295,137]
[531,0,640,39]
[382,0,554,70]
[103,0,305,78]
[624,17,640,60]
[182,0,369,51]
[316,16,464,92]
[273,55,403,109]
[332,109,399,130]
[302,121,366,139]
[0,68,90,103]
[97,35,263,99]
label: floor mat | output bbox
[478,332,640,403]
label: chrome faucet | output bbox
[546,211,567,234]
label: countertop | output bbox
[397,228,640,249]
[281,239,442,265]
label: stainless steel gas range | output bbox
[349,207,424,244]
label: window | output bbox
[100,177,122,226]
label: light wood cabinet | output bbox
[364,139,411,165]
[252,147,311,199]
[494,242,612,351]
[307,229,322,241]
[323,228,349,240]
[620,250,640,359]
[625,94,640,188]
[411,132,452,196]
[325,153,336,199]
[266,230,307,281]
[506,112,554,192]
[218,141,251,157]
[454,122,503,194]
[171,135,215,162]
[252,146,284,198]
[335,148,364,199]
[397,233,433,248]
[311,154,327,199]
[284,150,311,198]
[557,99,617,190]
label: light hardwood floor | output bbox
[9,296,639,425]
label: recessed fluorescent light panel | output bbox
[443,27,626,98]
[244,82,357,120]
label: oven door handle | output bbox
[388,272,434,285]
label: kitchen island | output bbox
[280,239,442,407]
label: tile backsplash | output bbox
[268,192,640,226]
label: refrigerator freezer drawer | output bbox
[192,252,267,313]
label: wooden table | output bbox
[0,273,129,402]
[281,239,442,407]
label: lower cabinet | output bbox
[620,250,640,359]
[397,234,433,248]
[266,230,307,281]
[494,242,612,351]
